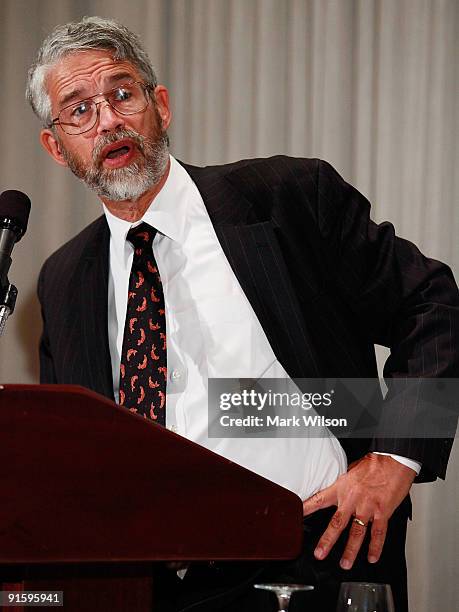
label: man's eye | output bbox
[70,102,91,117]
[114,88,131,102]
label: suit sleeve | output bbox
[316,159,459,481]
[37,259,57,384]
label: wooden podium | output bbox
[0,385,303,610]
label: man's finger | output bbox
[367,517,388,564]
[302,484,336,516]
[314,507,353,560]
[339,515,371,570]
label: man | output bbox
[26,16,458,612]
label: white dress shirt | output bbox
[104,156,419,499]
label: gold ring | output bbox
[353,517,368,527]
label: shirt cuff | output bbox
[371,452,421,475]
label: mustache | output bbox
[92,129,145,167]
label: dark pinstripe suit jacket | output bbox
[38,156,459,482]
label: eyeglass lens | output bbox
[58,82,148,134]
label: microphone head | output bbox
[0,190,31,240]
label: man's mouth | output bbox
[106,145,130,159]
[100,138,139,168]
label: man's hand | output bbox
[302,453,416,570]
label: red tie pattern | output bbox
[119,223,167,424]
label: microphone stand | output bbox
[0,235,18,337]
[0,282,17,337]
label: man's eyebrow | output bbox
[105,72,137,86]
[58,88,85,108]
[58,73,138,109]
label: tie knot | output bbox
[127,222,155,251]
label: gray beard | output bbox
[61,128,169,201]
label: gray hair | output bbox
[26,16,158,127]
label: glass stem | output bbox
[276,594,291,611]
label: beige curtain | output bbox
[0,1,457,609]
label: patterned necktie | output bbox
[119,222,167,424]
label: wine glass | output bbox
[254,583,314,611]
[336,582,395,612]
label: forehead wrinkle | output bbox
[48,52,141,112]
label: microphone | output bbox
[0,190,31,336]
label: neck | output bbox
[101,158,171,222]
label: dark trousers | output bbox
[155,496,411,612]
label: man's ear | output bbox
[40,129,68,167]
[153,85,172,131]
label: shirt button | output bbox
[169,424,178,433]
[171,370,182,381]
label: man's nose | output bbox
[96,101,124,134]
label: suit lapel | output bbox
[70,218,114,399]
[183,162,322,378]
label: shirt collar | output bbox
[103,155,191,262]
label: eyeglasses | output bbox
[49,81,152,135]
